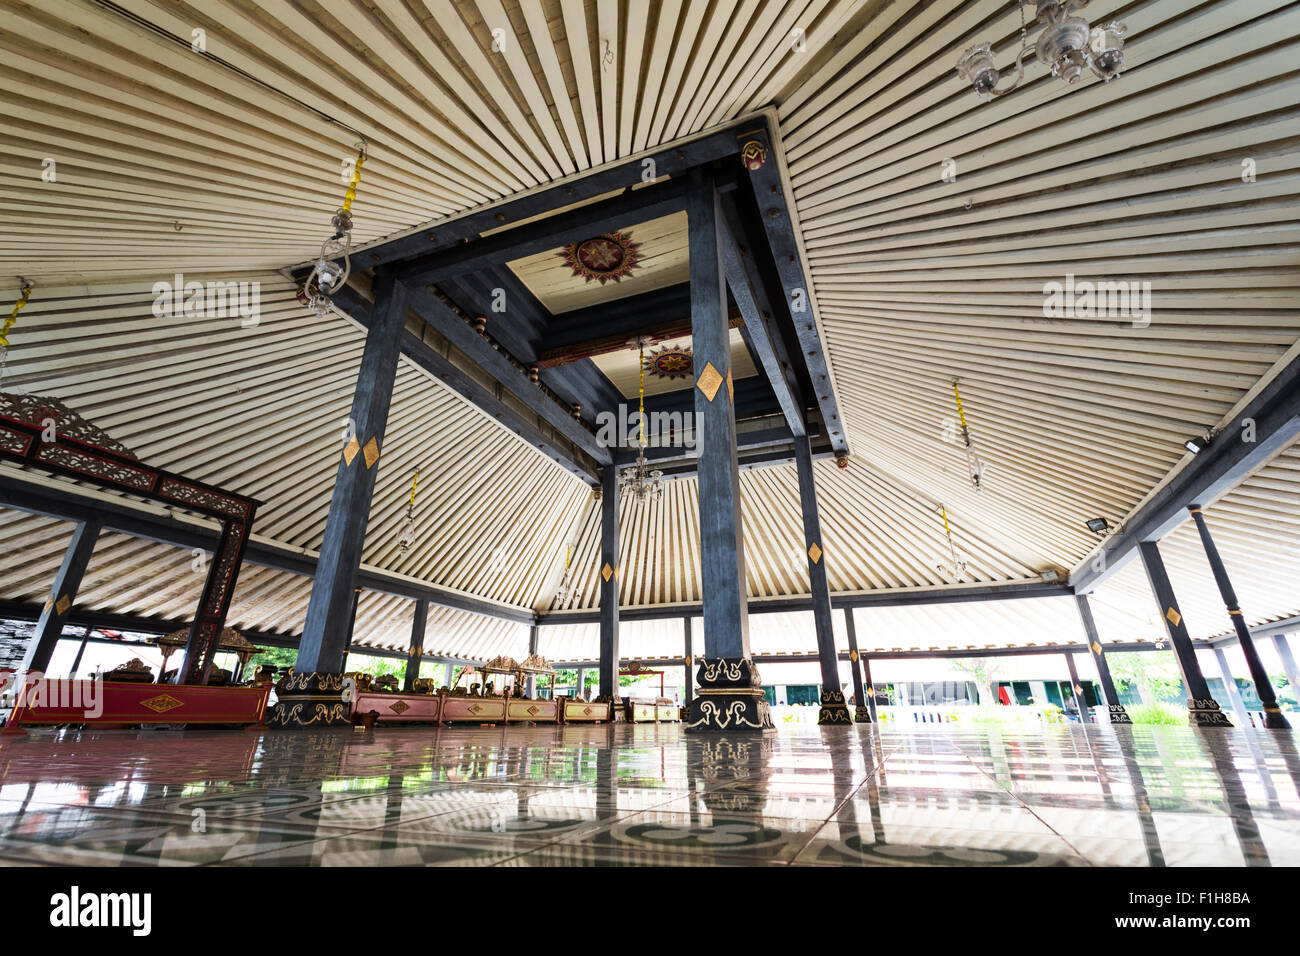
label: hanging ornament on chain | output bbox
[555,545,582,604]
[619,337,664,503]
[398,469,418,554]
[0,278,33,392]
[936,504,969,582]
[951,378,987,492]
[300,142,367,316]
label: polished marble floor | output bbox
[1,721,1298,866]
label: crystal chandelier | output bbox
[300,143,366,316]
[951,378,987,492]
[956,2,1127,101]
[398,469,418,554]
[619,338,664,504]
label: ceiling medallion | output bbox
[646,344,693,380]
[559,231,641,284]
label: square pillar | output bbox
[843,607,870,723]
[20,518,101,676]
[597,467,619,701]
[403,599,427,692]
[273,270,409,728]
[1138,541,1231,727]
[684,168,769,733]
[1074,594,1131,724]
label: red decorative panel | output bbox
[351,691,442,724]
[3,678,271,733]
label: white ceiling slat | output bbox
[0,0,1296,657]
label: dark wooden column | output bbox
[794,432,849,725]
[685,168,769,734]
[1188,505,1288,728]
[1074,594,1131,724]
[404,599,427,692]
[575,666,586,700]
[682,616,693,710]
[843,607,870,723]
[525,624,539,698]
[1138,540,1231,727]
[861,653,879,723]
[597,466,620,700]
[20,518,100,674]
[1064,652,1091,723]
[274,270,409,728]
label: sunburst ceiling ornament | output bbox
[558,231,641,284]
[646,344,693,380]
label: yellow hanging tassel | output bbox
[0,281,33,348]
[341,151,364,214]
[952,379,970,430]
[407,469,419,508]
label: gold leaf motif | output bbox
[1165,607,1182,627]
[362,437,380,469]
[696,362,723,402]
[389,699,410,714]
[342,437,360,465]
[601,562,614,582]
[1091,641,1102,655]
[140,694,184,714]
[54,594,71,615]
[807,542,822,564]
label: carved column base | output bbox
[1107,704,1132,725]
[853,705,872,724]
[817,689,852,726]
[1187,697,1233,728]
[266,671,352,729]
[1261,706,1291,730]
[684,658,775,734]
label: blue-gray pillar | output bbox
[575,666,586,700]
[526,624,539,698]
[1189,505,1288,728]
[404,599,427,692]
[1138,540,1231,727]
[794,432,849,725]
[1214,647,1251,725]
[1064,652,1090,723]
[683,616,693,709]
[20,518,101,675]
[843,607,870,723]
[443,662,454,689]
[274,270,409,728]
[598,469,619,700]
[1074,593,1131,723]
[684,168,767,733]
[297,270,410,675]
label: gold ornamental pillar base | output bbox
[818,689,853,726]
[1187,697,1232,728]
[266,671,352,729]
[684,658,775,734]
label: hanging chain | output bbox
[0,279,33,393]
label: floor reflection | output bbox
[0,721,1297,866]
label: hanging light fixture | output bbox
[398,469,418,554]
[555,545,582,604]
[950,378,987,492]
[956,2,1128,101]
[300,142,366,316]
[936,505,969,582]
[619,338,664,504]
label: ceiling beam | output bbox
[332,284,603,483]
[319,124,747,274]
[538,580,1072,624]
[0,468,537,626]
[539,313,744,368]
[400,284,611,465]
[1071,352,1300,593]
[394,177,690,287]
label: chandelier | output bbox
[619,338,664,504]
[956,2,1127,101]
[300,142,366,316]
[951,378,986,492]
[555,545,581,604]
[398,469,418,554]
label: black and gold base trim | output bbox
[1107,704,1133,725]
[817,689,852,726]
[1261,705,1292,730]
[853,705,872,724]
[266,671,352,729]
[684,658,775,733]
[1187,697,1233,728]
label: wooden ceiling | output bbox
[1,0,1297,659]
